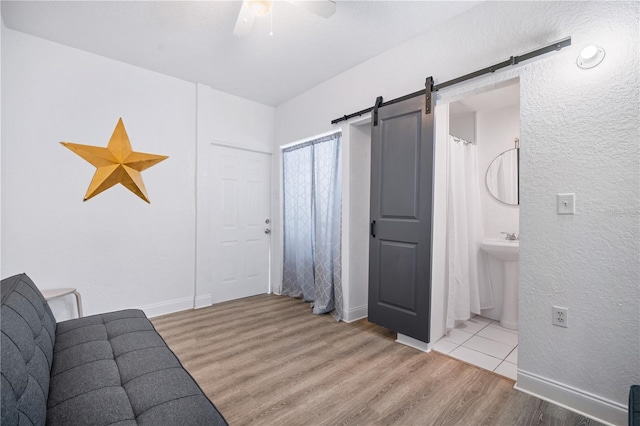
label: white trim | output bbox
[515,369,628,426]
[140,297,194,318]
[342,305,368,323]
[194,294,212,309]
[211,139,273,154]
[429,101,450,346]
[396,333,431,352]
[341,125,351,315]
[435,73,521,105]
[194,83,200,321]
[275,140,285,295]
[280,129,342,150]
[345,113,372,127]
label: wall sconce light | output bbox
[577,45,605,69]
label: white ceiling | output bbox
[1,1,480,106]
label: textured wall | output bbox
[2,29,197,320]
[275,0,640,415]
[519,2,639,405]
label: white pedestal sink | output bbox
[479,238,519,330]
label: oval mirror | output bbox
[486,148,519,205]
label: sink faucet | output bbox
[501,232,519,241]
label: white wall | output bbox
[477,104,520,238]
[449,112,476,144]
[1,29,197,320]
[275,2,639,424]
[196,84,275,153]
[1,16,3,270]
[194,83,275,307]
[2,30,277,318]
[346,119,371,321]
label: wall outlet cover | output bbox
[552,306,568,327]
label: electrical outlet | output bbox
[552,306,568,328]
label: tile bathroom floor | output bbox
[432,315,518,380]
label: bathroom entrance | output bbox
[343,78,522,377]
[431,79,521,380]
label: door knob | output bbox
[264,229,271,235]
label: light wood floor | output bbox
[151,294,599,426]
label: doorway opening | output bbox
[341,77,522,369]
[431,79,521,380]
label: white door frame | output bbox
[430,75,521,348]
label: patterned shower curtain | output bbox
[281,132,343,321]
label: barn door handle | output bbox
[370,221,376,238]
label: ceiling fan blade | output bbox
[233,0,256,37]
[290,0,336,18]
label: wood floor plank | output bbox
[152,294,602,426]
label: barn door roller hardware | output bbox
[425,76,433,114]
[331,36,571,126]
[372,96,384,126]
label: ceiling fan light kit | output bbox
[233,0,336,37]
[247,0,272,16]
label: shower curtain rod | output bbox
[330,36,572,125]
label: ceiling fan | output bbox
[233,0,336,37]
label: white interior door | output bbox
[211,145,271,303]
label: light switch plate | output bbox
[557,193,576,215]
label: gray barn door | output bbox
[368,92,434,343]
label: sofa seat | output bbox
[48,309,224,426]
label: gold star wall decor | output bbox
[61,118,168,204]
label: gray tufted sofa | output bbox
[1,273,227,425]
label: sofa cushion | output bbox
[48,309,227,426]
[1,273,57,426]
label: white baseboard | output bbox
[140,296,194,318]
[515,369,628,426]
[342,305,367,323]
[396,333,431,352]
[194,294,212,309]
